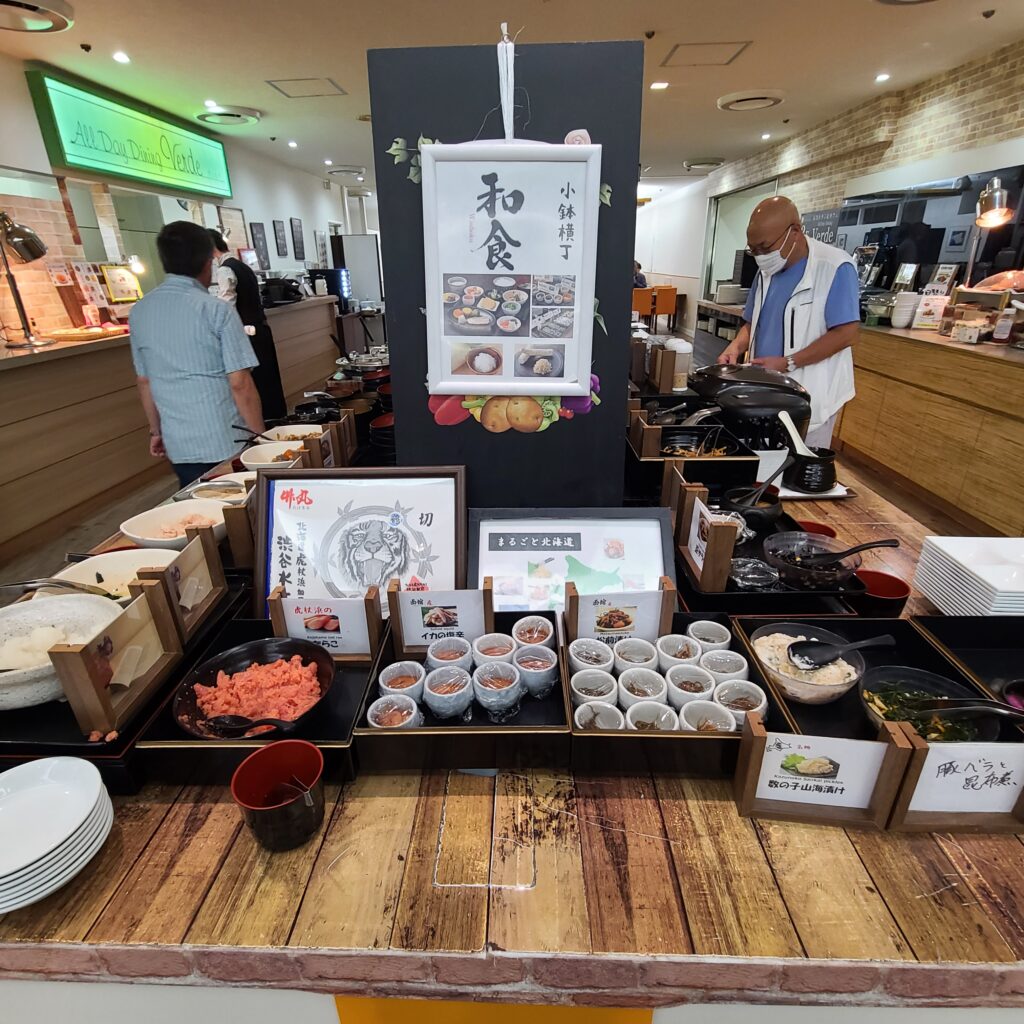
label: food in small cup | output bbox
[367,694,421,729]
[686,620,731,651]
[665,665,716,711]
[750,627,864,705]
[497,315,521,333]
[618,668,668,708]
[472,662,523,721]
[464,285,484,299]
[713,680,768,726]
[379,660,426,703]
[501,301,521,315]
[699,650,749,684]
[442,291,460,304]
[613,637,658,674]
[425,637,473,672]
[568,639,614,674]
[626,700,679,732]
[423,666,473,718]
[448,276,467,289]
[514,644,558,697]
[574,700,624,731]
[570,669,617,707]
[656,634,702,673]
[473,633,516,666]
[679,700,737,734]
[513,616,554,649]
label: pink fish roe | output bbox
[195,655,320,722]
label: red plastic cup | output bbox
[231,740,325,851]
[847,569,911,619]
[794,520,838,538]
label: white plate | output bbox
[120,498,227,551]
[0,802,113,913]
[0,758,104,874]
[0,793,110,893]
[0,596,123,710]
[916,555,1024,607]
[920,546,1024,598]
[256,425,325,444]
[36,550,177,603]
[914,569,1021,616]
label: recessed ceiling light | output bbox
[324,159,333,166]
[683,159,724,172]
[196,105,261,126]
[204,99,219,109]
[761,133,772,140]
[287,140,298,148]
[650,82,669,90]
[112,50,130,63]
[875,72,891,83]
[0,0,74,31]
[717,89,785,111]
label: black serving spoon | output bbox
[912,698,1024,725]
[796,538,900,567]
[726,457,794,508]
[206,714,298,736]
[788,633,896,670]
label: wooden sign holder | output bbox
[647,346,677,394]
[563,577,676,644]
[267,584,383,665]
[301,416,358,470]
[333,410,358,464]
[734,714,913,830]
[137,525,227,644]
[659,460,687,531]
[887,722,1024,833]
[676,484,739,592]
[223,478,259,570]
[49,579,183,737]
[386,577,494,660]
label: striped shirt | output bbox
[129,274,258,464]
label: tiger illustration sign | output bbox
[256,469,466,614]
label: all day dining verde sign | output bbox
[27,71,231,198]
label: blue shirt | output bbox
[129,274,258,464]
[743,259,860,359]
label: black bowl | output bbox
[859,665,1000,742]
[173,637,336,739]
[783,447,837,493]
[720,484,783,532]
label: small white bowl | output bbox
[367,694,421,729]
[699,649,749,684]
[378,660,426,703]
[656,634,702,674]
[574,701,624,731]
[568,638,614,675]
[425,637,473,673]
[713,680,768,726]
[679,700,737,734]
[570,669,617,707]
[618,668,667,709]
[472,662,523,717]
[512,615,555,649]
[257,425,325,444]
[665,665,717,711]
[120,499,227,551]
[472,633,516,666]
[686,620,731,651]
[513,645,558,697]
[239,441,304,470]
[626,701,679,732]
[613,637,658,674]
[38,549,176,603]
[423,666,473,718]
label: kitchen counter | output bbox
[1,478,1022,1010]
[697,299,745,318]
[837,325,1024,536]
[0,331,131,370]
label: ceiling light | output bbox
[875,72,891,83]
[717,89,785,111]
[204,99,219,109]
[0,0,74,32]
[761,133,771,140]
[112,50,130,63]
[196,105,261,126]
[650,82,669,90]
[287,140,298,148]
[127,255,145,275]
[326,164,367,177]
[683,159,724,173]
[356,175,364,182]
[324,159,333,166]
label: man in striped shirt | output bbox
[129,221,265,487]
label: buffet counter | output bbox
[837,325,1024,537]
[0,296,339,561]
[0,479,1021,1011]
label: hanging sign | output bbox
[907,743,1024,814]
[27,71,231,198]
[421,141,601,396]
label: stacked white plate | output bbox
[914,536,1024,616]
[0,758,113,914]
[890,292,920,329]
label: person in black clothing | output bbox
[209,230,287,420]
[633,260,648,288]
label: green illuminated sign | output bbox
[27,71,231,198]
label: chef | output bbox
[718,196,860,449]
[209,230,287,421]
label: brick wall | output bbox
[705,38,1024,212]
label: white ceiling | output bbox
[2,0,1022,192]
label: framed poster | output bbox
[238,248,260,271]
[291,217,305,261]
[421,141,602,396]
[255,467,466,614]
[273,219,288,257]
[249,221,271,270]
[469,507,674,613]
[99,264,143,302]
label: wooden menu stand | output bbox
[647,345,677,394]
[734,714,913,831]
[563,577,676,644]
[659,460,687,531]
[267,584,383,665]
[386,578,494,660]
[675,483,739,592]
[49,579,183,737]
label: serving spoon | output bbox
[205,714,298,736]
[725,456,794,508]
[788,633,895,670]
[777,410,818,459]
[796,538,900,567]
[910,698,1024,725]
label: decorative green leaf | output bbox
[408,164,422,184]
[411,153,421,166]
[387,138,409,164]
[418,135,433,148]
[593,298,608,336]
[599,183,612,207]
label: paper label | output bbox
[908,743,1024,814]
[575,589,663,644]
[756,733,886,809]
[282,598,370,655]
[688,498,713,571]
[397,589,486,646]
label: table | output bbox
[1,473,1021,1010]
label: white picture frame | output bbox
[421,141,602,397]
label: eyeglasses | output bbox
[745,224,797,257]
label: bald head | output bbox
[746,195,807,267]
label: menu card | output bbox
[396,589,486,647]
[574,589,664,644]
[908,743,1024,814]
[282,597,370,656]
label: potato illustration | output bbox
[480,397,511,432]
[506,396,544,433]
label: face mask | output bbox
[753,227,795,277]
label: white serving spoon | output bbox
[778,410,818,459]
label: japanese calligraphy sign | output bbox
[282,597,370,656]
[421,142,601,396]
[756,733,887,809]
[907,743,1024,814]
[397,589,487,647]
[574,589,664,644]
